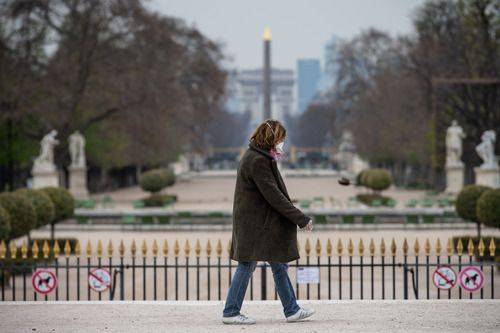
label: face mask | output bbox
[275,141,285,154]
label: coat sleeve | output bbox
[250,156,311,228]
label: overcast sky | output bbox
[147,0,426,69]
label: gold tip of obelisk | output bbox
[263,27,271,41]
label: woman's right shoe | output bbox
[222,313,256,325]
[285,308,316,322]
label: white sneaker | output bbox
[285,308,316,322]
[222,313,256,325]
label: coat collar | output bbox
[248,139,274,159]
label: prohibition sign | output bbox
[432,265,457,290]
[32,269,57,295]
[88,268,112,292]
[458,266,484,292]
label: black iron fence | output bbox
[0,237,498,301]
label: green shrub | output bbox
[40,187,75,222]
[0,193,37,239]
[142,194,177,207]
[15,188,55,227]
[139,168,176,194]
[477,189,500,229]
[455,185,491,223]
[356,169,368,186]
[356,194,393,207]
[362,169,392,192]
[0,205,11,241]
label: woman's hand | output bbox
[304,219,313,232]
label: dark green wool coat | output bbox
[229,139,311,263]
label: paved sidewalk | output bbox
[1,300,498,332]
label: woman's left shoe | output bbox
[285,308,316,322]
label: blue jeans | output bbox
[222,261,301,318]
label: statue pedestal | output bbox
[69,166,89,198]
[445,164,464,194]
[475,166,500,188]
[32,169,59,189]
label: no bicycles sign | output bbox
[88,268,112,292]
[432,265,457,290]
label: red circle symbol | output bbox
[88,268,112,292]
[458,266,484,292]
[432,265,457,290]
[32,269,57,295]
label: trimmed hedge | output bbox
[139,168,176,194]
[40,187,75,222]
[477,189,500,229]
[0,205,11,241]
[0,192,37,239]
[142,194,178,207]
[362,169,392,192]
[16,188,55,227]
[455,185,491,223]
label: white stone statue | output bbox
[69,131,86,168]
[476,130,498,169]
[337,131,356,173]
[445,120,465,166]
[33,130,59,173]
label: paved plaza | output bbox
[1,300,498,332]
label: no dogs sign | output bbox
[458,266,484,293]
[32,269,57,295]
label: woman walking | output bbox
[222,119,316,325]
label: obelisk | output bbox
[263,27,271,120]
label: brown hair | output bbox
[250,119,286,151]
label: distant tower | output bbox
[263,27,272,120]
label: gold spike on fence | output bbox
[0,238,496,260]
[380,238,386,256]
[478,238,485,257]
[43,240,50,259]
[358,239,364,256]
[86,240,92,258]
[446,238,453,256]
[435,238,442,256]
[369,239,375,257]
[457,238,463,256]
[315,238,321,256]
[32,240,39,259]
[305,238,311,256]
[391,238,396,256]
[326,238,332,257]
[489,238,496,257]
[97,239,103,258]
[10,240,16,259]
[174,239,180,257]
[184,239,190,257]
[337,239,343,256]
[152,239,158,257]
[162,240,168,257]
[0,240,6,259]
[195,239,201,257]
[216,239,222,257]
[467,238,475,256]
[21,241,28,259]
[64,240,71,257]
[347,239,353,256]
[424,238,430,256]
[108,240,114,258]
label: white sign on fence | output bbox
[296,267,320,284]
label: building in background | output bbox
[225,68,295,132]
[297,59,321,115]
